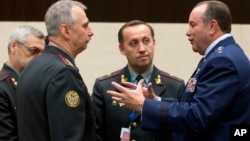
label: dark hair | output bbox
[118,20,154,44]
[196,0,231,33]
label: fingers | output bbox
[110,81,128,93]
[147,82,153,94]
[137,79,144,89]
[122,82,137,89]
[107,89,122,99]
[146,82,159,100]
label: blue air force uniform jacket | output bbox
[92,66,185,141]
[141,36,250,141]
[0,64,19,141]
[16,45,95,141]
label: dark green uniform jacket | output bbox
[16,45,95,141]
[92,66,185,141]
[0,63,19,141]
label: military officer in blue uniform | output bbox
[92,20,185,141]
[107,1,250,141]
[0,25,45,141]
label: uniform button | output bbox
[131,140,136,141]
[112,100,117,106]
[132,122,137,127]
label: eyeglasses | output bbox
[16,41,42,55]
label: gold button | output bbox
[112,100,117,106]
[132,122,137,127]
[131,140,136,141]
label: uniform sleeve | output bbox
[92,80,105,141]
[177,81,185,99]
[46,67,87,140]
[142,57,239,133]
[0,89,17,141]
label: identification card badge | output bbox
[120,127,130,141]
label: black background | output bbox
[0,0,249,23]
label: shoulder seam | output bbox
[0,71,9,81]
[158,69,184,82]
[98,69,123,81]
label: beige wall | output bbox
[1,22,249,93]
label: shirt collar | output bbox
[128,65,153,84]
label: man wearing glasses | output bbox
[0,25,45,141]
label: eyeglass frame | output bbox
[15,41,42,55]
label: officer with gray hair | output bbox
[0,25,45,141]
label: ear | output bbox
[152,38,156,49]
[208,19,218,35]
[60,24,71,39]
[119,44,126,56]
[10,41,18,54]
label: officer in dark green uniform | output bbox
[92,20,185,141]
[16,1,95,141]
[0,25,44,141]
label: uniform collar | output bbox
[204,33,232,58]
[2,62,20,78]
[128,65,153,84]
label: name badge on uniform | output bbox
[120,127,130,141]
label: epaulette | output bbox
[98,69,123,81]
[0,71,8,82]
[159,70,184,82]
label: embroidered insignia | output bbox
[65,90,80,107]
[155,75,163,85]
[120,74,128,84]
[186,78,197,93]
[217,46,223,54]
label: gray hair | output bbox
[196,0,231,33]
[7,25,45,53]
[45,0,87,36]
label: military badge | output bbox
[65,90,80,107]
[186,78,197,93]
[155,75,163,85]
[120,74,128,84]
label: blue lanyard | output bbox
[129,111,136,122]
[128,76,137,123]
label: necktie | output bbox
[136,75,144,84]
